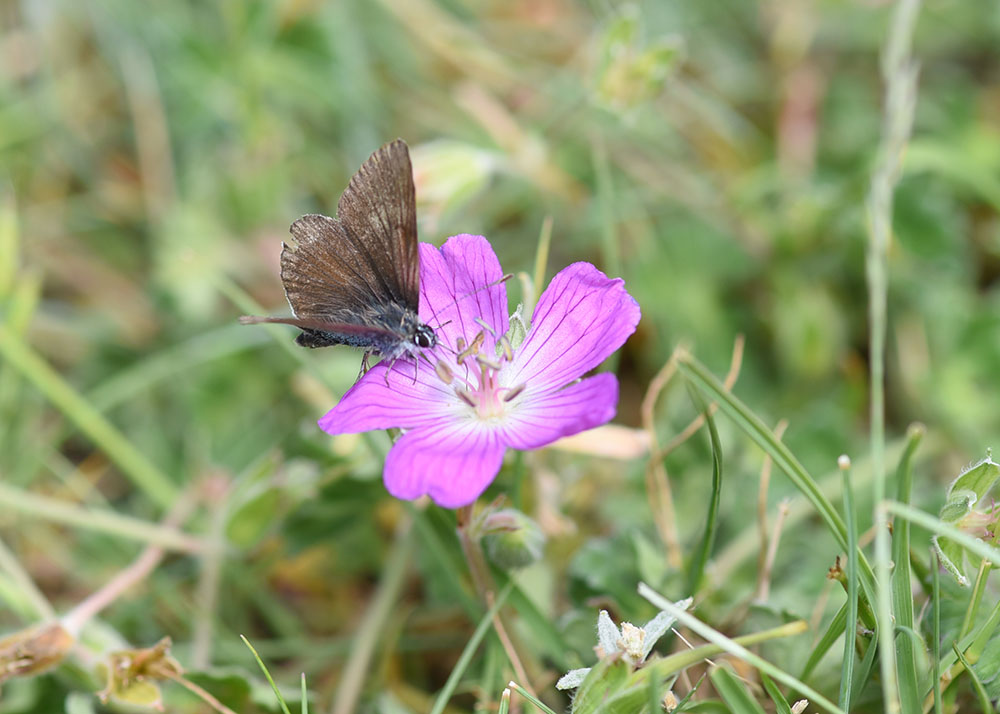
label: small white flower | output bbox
[556,598,693,690]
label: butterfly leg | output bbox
[383,357,399,388]
[358,352,373,382]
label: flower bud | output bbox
[481,509,545,570]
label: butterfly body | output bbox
[243,140,435,367]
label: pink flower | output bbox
[319,235,641,508]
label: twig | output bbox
[660,336,745,459]
[166,670,240,714]
[486,591,535,699]
[755,420,788,601]
[640,346,685,568]
[192,476,229,669]
[0,533,55,620]
[757,499,790,602]
[60,488,200,636]
[641,336,745,569]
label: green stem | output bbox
[866,1,922,711]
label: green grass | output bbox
[1,1,1000,712]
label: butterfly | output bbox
[241,139,436,373]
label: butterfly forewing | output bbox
[280,140,420,327]
[336,139,419,310]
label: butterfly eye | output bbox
[414,326,436,349]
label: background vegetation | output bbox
[1,0,999,712]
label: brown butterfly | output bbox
[241,140,436,370]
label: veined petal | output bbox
[502,373,619,450]
[318,361,456,434]
[506,263,640,389]
[383,420,506,507]
[418,235,509,357]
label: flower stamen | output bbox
[457,331,485,365]
[475,354,502,372]
[498,335,513,361]
[456,388,479,408]
[503,383,526,402]
[434,360,454,385]
[473,317,496,336]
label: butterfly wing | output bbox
[336,139,420,311]
[280,140,420,331]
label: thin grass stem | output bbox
[866,0,923,710]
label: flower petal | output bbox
[418,235,509,357]
[383,420,506,507]
[501,373,619,450]
[506,262,640,389]
[318,361,456,434]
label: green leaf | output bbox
[932,455,999,585]
[972,634,1000,700]
[709,666,766,714]
[760,673,792,714]
[945,456,999,512]
[572,659,631,714]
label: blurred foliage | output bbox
[1,0,1000,712]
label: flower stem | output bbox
[456,504,494,600]
[455,504,540,697]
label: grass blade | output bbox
[951,645,992,713]
[839,456,860,711]
[506,680,559,714]
[710,665,766,714]
[241,635,292,714]
[685,383,723,594]
[867,0,923,708]
[891,426,924,713]
[801,602,847,682]
[429,581,513,714]
[761,672,792,714]
[0,324,177,508]
[930,549,942,714]
[677,353,876,601]
[638,583,844,714]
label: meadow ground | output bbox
[1,1,999,713]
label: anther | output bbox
[498,335,513,361]
[503,383,527,402]
[457,331,486,365]
[434,360,454,385]
[475,354,502,372]
[474,317,497,337]
[456,388,479,408]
